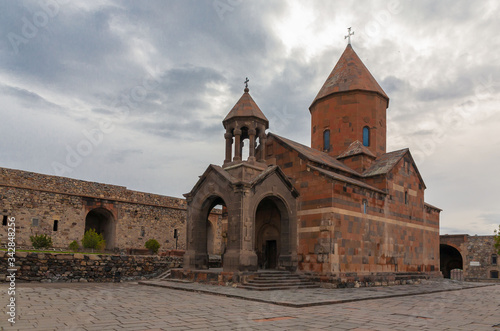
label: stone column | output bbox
[224,131,233,164]
[258,133,267,162]
[233,128,242,161]
[248,128,256,162]
[183,199,209,270]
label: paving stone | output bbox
[0,280,498,330]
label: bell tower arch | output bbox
[222,82,269,167]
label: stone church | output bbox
[184,44,441,281]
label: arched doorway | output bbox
[255,197,288,269]
[85,208,116,250]
[440,244,463,278]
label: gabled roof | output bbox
[362,149,408,177]
[185,163,299,199]
[269,133,360,176]
[308,165,385,194]
[184,164,236,198]
[363,148,426,188]
[337,140,376,159]
[310,44,388,109]
[223,88,269,127]
[251,165,299,198]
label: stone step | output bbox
[240,271,318,290]
[252,275,303,281]
[245,282,316,288]
[238,283,319,291]
[248,278,306,284]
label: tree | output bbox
[82,229,106,252]
[145,239,160,254]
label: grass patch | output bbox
[0,248,111,255]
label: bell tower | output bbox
[309,44,389,158]
[222,80,269,168]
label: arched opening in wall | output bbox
[85,208,116,250]
[255,197,290,270]
[240,126,250,160]
[205,197,226,268]
[440,244,463,278]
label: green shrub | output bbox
[69,240,79,252]
[30,234,53,249]
[81,229,106,251]
[145,239,160,254]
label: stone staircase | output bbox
[239,270,318,291]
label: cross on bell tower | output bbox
[345,27,354,45]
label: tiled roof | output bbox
[310,44,388,109]
[424,202,442,211]
[362,149,408,177]
[308,165,385,194]
[269,133,360,176]
[337,140,376,159]
[223,89,269,126]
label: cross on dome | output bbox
[345,27,354,45]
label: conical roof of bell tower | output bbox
[223,87,269,129]
[310,44,388,110]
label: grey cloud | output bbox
[0,84,63,111]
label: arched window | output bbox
[362,200,367,214]
[363,126,370,147]
[323,130,330,151]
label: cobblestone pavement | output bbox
[139,279,493,307]
[0,280,499,330]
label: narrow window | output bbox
[493,255,498,266]
[2,215,7,226]
[405,191,408,205]
[491,270,499,279]
[363,126,370,147]
[323,130,330,151]
[140,226,145,237]
[53,220,59,231]
[32,218,39,227]
[362,200,367,214]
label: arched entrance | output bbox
[85,208,116,250]
[255,197,290,270]
[440,244,463,278]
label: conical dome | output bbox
[223,88,268,129]
[310,44,388,109]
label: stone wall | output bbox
[267,137,440,275]
[464,235,499,281]
[0,251,182,282]
[0,167,190,252]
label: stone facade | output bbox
[440,234,499,281]
[0,251,181,282]
[184,44,441,280]
[0,167,208,252]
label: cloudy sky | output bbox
[0,1,499,235]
